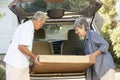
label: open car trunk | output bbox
[8,0,102,79]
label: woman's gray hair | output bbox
[32,11,47,21]
[74,17,89,31]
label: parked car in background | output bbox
[8,0,102,80]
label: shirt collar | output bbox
[85,30,90,40]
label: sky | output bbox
[115,0,120,15]
[115,0,120,20]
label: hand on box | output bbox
[86,53,96,64]
[34,55,42,66]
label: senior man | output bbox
[4,11,47,80]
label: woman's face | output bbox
[74,25,87,37]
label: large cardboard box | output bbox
[31,55,92,74]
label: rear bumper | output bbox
[30,72,85,80]
[30,75,85,80]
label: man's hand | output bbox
[34,55,42,66]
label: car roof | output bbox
[9,0,102,23]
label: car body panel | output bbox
[9,0,102,22]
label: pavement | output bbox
[115,72,120,80]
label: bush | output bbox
[110,24,120,57]
[98,0,120,65]
[0,65,6,80]
[100,21,120,65]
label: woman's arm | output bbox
[88,32,109,63]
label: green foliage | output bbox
[0,65,6,80]
[110,25,120,57]
[99,0,117,22]
[99,0,120,59]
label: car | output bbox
[8,0,102,80]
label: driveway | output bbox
[115,72,120,80]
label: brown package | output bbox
[31,55,92,74]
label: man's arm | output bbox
[18,45,36,60]
[18,45,40,65]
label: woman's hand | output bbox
[87,50,101,64]
[88,53,97,64]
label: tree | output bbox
[110,25,120,57]
[98,0,120,62]
[99,0,117,22]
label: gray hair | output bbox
[74,17,89,31]
[32,11,47,21]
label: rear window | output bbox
[44,24,73,40]
[20,0,90,13]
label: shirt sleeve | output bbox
[91,32,109,53]
[18,26,33,46]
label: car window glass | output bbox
[21,0,90,13]
[21,0,47,12]
[44,24,73,40]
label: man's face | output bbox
[35,20,46,30]
[74,26,86,37]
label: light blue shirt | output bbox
[84,30,115,80]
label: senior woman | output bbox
[73,17,115,80]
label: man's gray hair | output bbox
[32,11,47,21]
[74,17,89,31]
